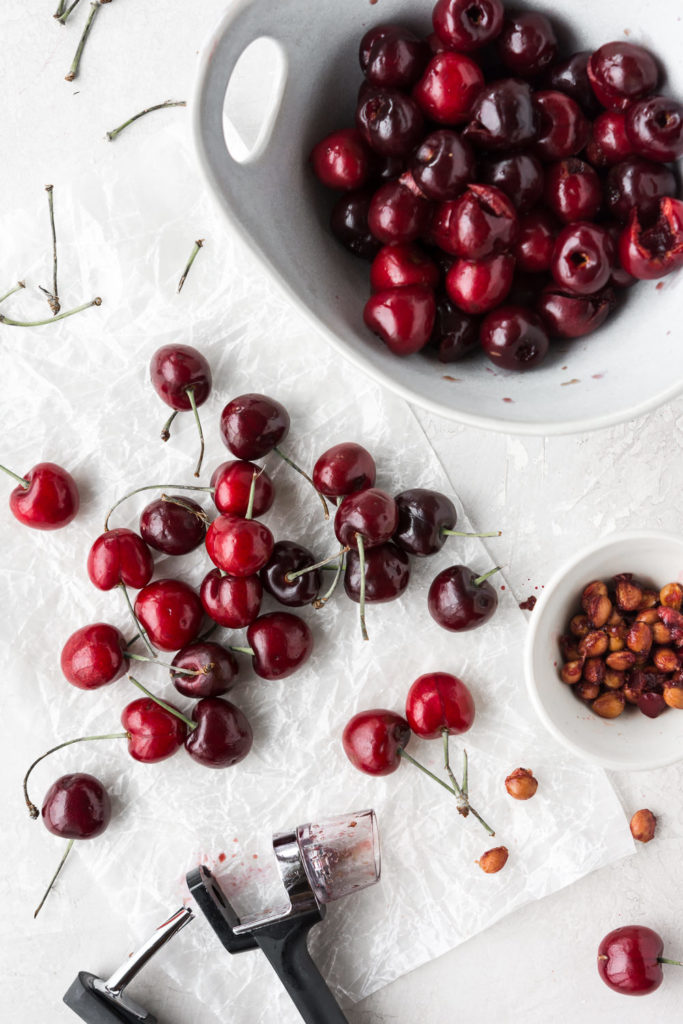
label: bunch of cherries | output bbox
[311,0,683,370]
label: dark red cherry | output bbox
[551,222,614,295]
[246,612,313,680]
[211,460,274,517]
[463,79,538,151]
[185,697,253,768]
[335,488,398,549]
[220,393,290,460]
[61,623,128,690]
[170,642,238,698]
[619,198,683,280]
[359,24,430,90]
[445,184,519,260]
[393,488,456,556]
[409,130,476,202]
[150,345,212,411]
[368,181,431,244]
[625,95,683,162]
[586,111,633,167]
[41,773,111,839]
[479,152,544,215]
[428,564,499,631]
[344,542,411,603]
[605,158,676,224]
[605,224,636,288]
[544,159,602,224]
[536,286,616,339]
[312,443,376,500]
[370,244,440,292]
[543,52,600,117]
[445,253,514,315]
[587,42,658,112]
[200,568,262,628]
[363,285,436,356]
[405,672,475,738]
[432,0,504,54]
[205,513,274,577]
[121,697,187,763]
[498,12,557,78]
[310,129,370,191]
[6,462,79,531]
[260,540,321,607]
[428,297,480,362]
[87,528,154,591]
[356,89,424,157]
[139,495,206,556]
[597,925,672,996]
[342,709,411,776]
[133,579,203,652]
[413,52,484,125]
[480,305,549,371]
[533,91,589,161]
[514,210,558,273]
[330,188,381,260]
[508,271,551,308]
[637,691,667,719]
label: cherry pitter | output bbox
[63,808,380,1024]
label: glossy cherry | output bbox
[356,89,424,157]
[359,24,430,90]
[445,253,514,315]
[312,443,376,499]
[244,611,313,680]
[211,460,274,517]
[139,495,206,556]
[150,345,211,477]
[587,42,658,112]
[544,159,602,224]
[446,184,519,260]
[463,79,538,151]
[134,579,203,652]
[619,198,683,280]
[498,12,557,78]
[598,925,682,996]
[514,210,558,274]
[200,568,262,627]
[638,691,667,719]
[605,158,676,224]
[409,130,476,202]
[205,513,274,577]
[479,152,544,215]
[310,129,370,191]
[122,696,188,762]
[625,96,683,162]
[220,393,290,460]
[260,540,322,607]
[370,244,439,292]
[537,286,616,339]
[543,51,600,116]
[551,223,614,295]
[405,672,475,738]
[170,641,238,698]
[413,52,484,125]
[342,709,411,776]
[344,542,410,604]
[87,528,154,591]
[586,111,633,167]
[334,488,398,550]
[533,91,589,161]
[364,285,436,356]
[185,697,253,768]
[330,188,381,260]
[61,623,128,690]
[368,181,430,245]
[428,564,499,631]
[432,0,504,54]
[428,298,480,362]
[393,488,456,556]
[3,461,79,530]
[480,305,549,371]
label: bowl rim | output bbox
[524,529,683,771]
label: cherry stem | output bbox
[462,748,469,801]
[23,732,128,819]
[273,447,329,519]
[230,646,254,656]
[54,0,67,17]
[245,468,258,521]
[400,745,496,837]
[34,838,75,919]
[473,566,503,587]
[161,493,209,524]
[442,529,502,539]
[0,297,101,327]
[0,281,26,304]
[313,552,346,609]
[65,1,100,82]
[177,238,204,293]
[285,547,349,583]
[126,651,197,676]
[160,410,178,442]
[658,958,683,966]
[120,583,156,658]
[185,386,205,478]
[103,482,213,531]
[442,728,468,814]
[128,676,196,730]
[40,184,60,315]
[106,100,187,142]
[0,463,30,489]
[57,0,83,23]
[356,533,369,642]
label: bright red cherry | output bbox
[200,568,262,628]
[363,285,436,356]
[61,623,128,690]
[432,0,504,53]
[260,540,322,608]
[370,244,440,292]
[41,773,111,839]
[428,564,499,631]
[170,642,238,699]
[445,253,515,315]
[533,91,589,161]
[368,181,430,245]
[220,394,290,460]
[335,488,398,549]
[133,579,203,652]
[586,111,633,167]
[619,199,683,280]
[185,698,253,768]
[498,12,557,78]
[205,513,274,577]
[551,223,614,295]
[405,672,476,738]
[139,495,206,556]
[211,460,274,518]
[121,697,187,763]
[413,52,484,125]
[87,528,154,591]
[312,443,376,500]
[544,159,602,224]
[342,709,411,776]
[480,305,549,371]
[4,461,79,530]
[514,210,558,273]
[359,24,430,90]
[597,925,682,996]
[344,542,411,604]
[310,129,371,191]
[409,130,476,201]
[587,42,658,112]
[245,612,314,680]
[625,96,683,162]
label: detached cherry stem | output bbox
[54,0,67,18]
[119,583,156,658]
[0,297,101,327]
[34,838,75,919]
[272,446,329,519]
[398,745,495,837]
[442,529,502,539]
[103,482,213,531]
[474,566,503,587]
[23,732,129,819]
[0,281,25,305]
[65,1,100,82]
[128,676,196,730]
[356,533,369,641]
[442,729,469,817]
[57,0,83,24]
[177,238,204,293]
[185,386,205,478]
[39,184,60,315]
[0,463,30,489]
[106,100,187,142]
[285,547,349,583]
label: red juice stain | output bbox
[592,373,604,379]
[500,584,506,590]
[519,595,537,611]
[656,282,664,290]
[502,397,514,403]
[443,375,461,382]
[253,854,258,859]
[218,852,226,863]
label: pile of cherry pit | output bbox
[3,341,502,915]
[311,0,683,369]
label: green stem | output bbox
[65,1,100,82]
[106,100,187,142]
[462,748,469,802]
[658,958,683,967]
[273,446,329,519]
[103,482,213,531]
[42,184,60,315]
[245,467,258,521]
[230,646,255,656]
[54,0,67,17]
[160,494,209,524]
[0,281,25,304]
[398,749,458,796]
[0,463,30,488]
[128,676,196,730]
[356,533,369,642]
[160,409,178,442]
[23,732,128,818]
[442,529,502,539]
[0,297,101,327]
[185,386,205,478]
[34,838,75,919]
[126,651,197,676]
[474,566,503,587]
[313,552,345,609]
[285,547,349,583]
[120,584,156,658]
[177,237,204,292]
[442,728,466,808]
[57,0,82,24]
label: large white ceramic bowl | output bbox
[525,532,683,771]
[192,0,683,434]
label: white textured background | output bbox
[1,2,682,1023]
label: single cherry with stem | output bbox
[2,461,79,530]
[205,469,275,578]
[344,542,410,605]
[87,528,156,656]
[200,568,263,628]
[260,540,325,608]
[429,565,501,632]
[312,443,376,500]
[150,344,212,477]
[139,494,207,555]
[598,925,683,996]
[170,642,238,699]
[393,488,500,557]
[231,611,314,681]
[212,460,275,517]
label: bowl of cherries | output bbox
[193,0,683,434]
[525,530,683,770]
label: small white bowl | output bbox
[525,532,683,771]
